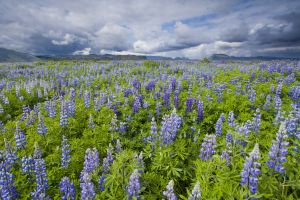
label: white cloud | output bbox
[1,0,300,57]
[181,41,244,58]
[52,33,75,45]
[73,47,91,55]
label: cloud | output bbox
[92,23,132,51]
[73,47,91,55]
[0,0,300,58]
[181,41,245,59]
[52,34,76,45]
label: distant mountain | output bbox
[0,47,188,62]
[0,48,38,62]
[37,54,147,61]
[210,54,298,61]
[146,55,190,60]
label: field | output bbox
[0,60,300,199]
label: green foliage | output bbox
[0,60,299,199]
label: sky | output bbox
[0,0,300,59]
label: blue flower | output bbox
[59,177,76,200]
[14,122,26,149]
[31,158,49,199]
[80,172,95,200]
[61,135,71,169]
[266,123,289,173]
[163,180,177,200]
[37,113,48,135]
[188,182,201,200]
[0,161,18,199]
[127,169,141,200]
[240,144,260,195]
[199,134,217,161]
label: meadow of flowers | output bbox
[0,60,299,199]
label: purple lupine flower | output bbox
[186,97,194,113]
[163,89,171,108]
[215,84,226,103]
[60,100,68,127]
[67,100,76,117]
[127,169,141,200]
[133,96,141,114]
[14,122,26,149]
[221,150,231,166]
[119,122,127,134]
[33,142,42,159]
[116,139,122,153]
[0,161,18,199]
[270,84,275,93]
[276,82,282,96]
[134,152,144,173]
[88,114,95,129]
[226,133,233,150]
[37,114,47,135]
[156,102,161,117]
[80,172,95,200]
[21,156,34,175]
[289,86,300,102]
[84,91,91,108]
[188,182,201,200]
[61,135,71,169]
[98,175,106,191]
[274,109,285,126]
[274,95,282,111]
[160,109,181,145]
[228,111,235,127]
[235,84,243,95]
[240,143,260,195]
[83,148,99,174]
[285,114,297,137]
[47,100,56,118]
[4,139,18,171]
[266,123,289,173]
[199,134,217,161]
[31,158,49,199]
[109,114,119,132]
[34,104,41,115]
[20,105,30,121]
[170,77,177,91]
[252,108,261,133]
[215,116,223,137]
[248,88,256,104]
[174,90,180,109]
[105,143,114,164]
[150,117,158,141]
[163,180,177,200]
[97,149,113,192]
[220,113,225,122]
[205,93,213,102]
[102,157,110,175]
[132,79,141,91]
[263,95,271,110]
[145,80,155,91]
[59,177,76,200]
[26,111,35,127]
[197,100,204,123]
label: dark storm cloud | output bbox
[0,0,300,58]
[250,11,300,45]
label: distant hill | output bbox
[0,48,39,62]
[36,54,147,61]
[210,54,298,61]
[0,47,190,62]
